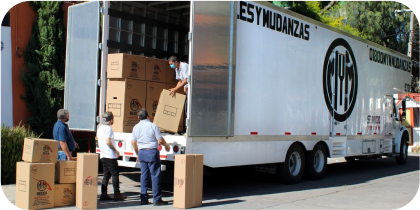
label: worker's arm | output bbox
[158,138,170,152]
[132,140,139,156]
[59,141,72,160]
[106,137,120,157]
[169,79,188,96]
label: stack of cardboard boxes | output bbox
[106,53,184,133]
[15,138,98,210]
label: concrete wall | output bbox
[1,26,13,126]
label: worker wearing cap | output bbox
[131,108,170,206]
[53,109,79,160]
[97,112,126,201]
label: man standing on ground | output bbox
[53,109,79,160]
[132,109,170,206]
[97,112,126,201]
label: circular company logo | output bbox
[130,99,140,111]
[37,180,47,191]
[31,166,38,174]
[323,38,358,122]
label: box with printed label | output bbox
[15,162,55,209]
[173,154,203,209]
[106,79,147,132]
[54,183,76,207]
[146,57,168,82]
[55,160,77,183]
[107,53,146,79]
[154,89,185,133]
[76,153,98,209]
[146,82,167,121]
[22,138,58,163]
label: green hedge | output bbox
[1,123,39,184]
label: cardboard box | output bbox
[173,154,203,209]
[146,57,168,82]
[54,183,76,207]
[55,160,77,183]
[15,162,55,209]
[76,153,98,210]
[107,53,146,79]
[22,138,58,163]
[153,90,186,133]
[106,79,147,132]
[165,84,185,132]
[146,82,167,121]
[166,67,178,84]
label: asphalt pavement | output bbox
[1,154,419,209]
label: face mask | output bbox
[170,64,175,69]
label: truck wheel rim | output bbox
[289,151,301,176]
[314,150,325,173]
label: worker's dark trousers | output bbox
[138,149,162,203]
[101,158,121,193]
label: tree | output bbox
[21,2,66,138]
[343,2,412,52]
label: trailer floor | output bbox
[2,154,419,209]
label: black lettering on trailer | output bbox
[293,20,299,37]
[247,3,254,23]
[282,16,288,33]
[304,24,310,40]
[276,13,282,32]
[263,9,269,28]
[299,22,304,39]
[239,1,247,21]
[288,17,293,35]
[255,6,262,25]
[269,11,275,30]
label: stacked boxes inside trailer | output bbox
[106,53,184,133]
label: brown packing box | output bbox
[166,84,185,132]
[153,89,186,133]
[146,57,168,82]
[107,53,146,79]
[76,153,98,209]
[15,162,55,209]
[55,160,77,183]
[22,138,58,163]
[54,183,76,207]
[146,82,167,121]
[106,79,147,132]
[173,154,204,209]
[166,66,178,84]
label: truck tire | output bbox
[304,143,327,180]
[276,144,305,184]
[396,135,408,165]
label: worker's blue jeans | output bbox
[138,149,162,203]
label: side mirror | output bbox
[401,100,406,121]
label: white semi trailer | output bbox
[64,1,412,184]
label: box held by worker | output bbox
[107,53,146,79]
[15,162,55,209]
[22,138,58,163]
[173,154,203,209]
[146,57,168,82]
[106,79,147,132]
[153,89,186,133]
[54,183,76,207]
[146,82,167,121]
[76,153,98,209]
[55,160,77,183]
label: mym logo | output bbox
[323,38,358,122]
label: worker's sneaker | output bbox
[99,193,113,201]
[153,199,169,206]
[114,192,127,201]
[141,199,150,205]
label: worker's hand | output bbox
[184,87,187,94]
[165,144,170,152]
[116,151,120,158]
[169,88,175,96]
[75,142,80,149]
[67,154,73,161]
[136,157,139,163]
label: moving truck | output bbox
[64,1,412,184]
